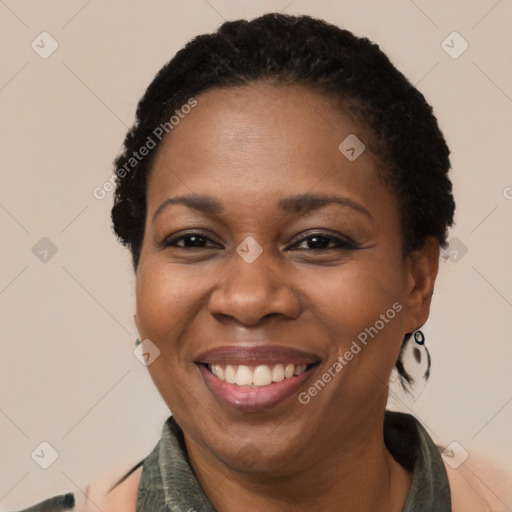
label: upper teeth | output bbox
[209,363,309,387]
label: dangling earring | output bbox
[412,329,430,381]
[393,330,431,393]
[135,337,142,346]
[413,330,425,345]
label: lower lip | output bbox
[199,364,317,411]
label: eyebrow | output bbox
[152,192,372,222]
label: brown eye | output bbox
[290,232,357,251]
[164,232,221,249]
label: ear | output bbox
[134,313,140,333]
[403,236,440,333]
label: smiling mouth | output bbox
[202,362,320,388]
[195,344,322,409]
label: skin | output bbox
[134,83,439,511]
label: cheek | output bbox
[135,259,210,341]
[305,258,404,336]
[134,261,212,408]
[302,257,406,391]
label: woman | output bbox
[18,12,509,512]
[91,11,512,512]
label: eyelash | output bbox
[162,231,358,251]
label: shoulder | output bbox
[446,454,512,512]
[83,464,142,512]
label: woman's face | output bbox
[135,83,436,474]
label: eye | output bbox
[163,232,221,249]
[161,231,357,251]
[289,232,357,251]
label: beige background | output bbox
[1,0,511,509]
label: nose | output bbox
[208,250,302,327]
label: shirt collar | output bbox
[135,411,452,511]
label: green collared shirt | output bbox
[135,411,451,511]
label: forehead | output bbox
[146,83,394,219]
[155,83,365,164]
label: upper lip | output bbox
[196,344,321,366]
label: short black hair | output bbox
[111,13,455,386]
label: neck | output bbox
[184,408,412,512]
